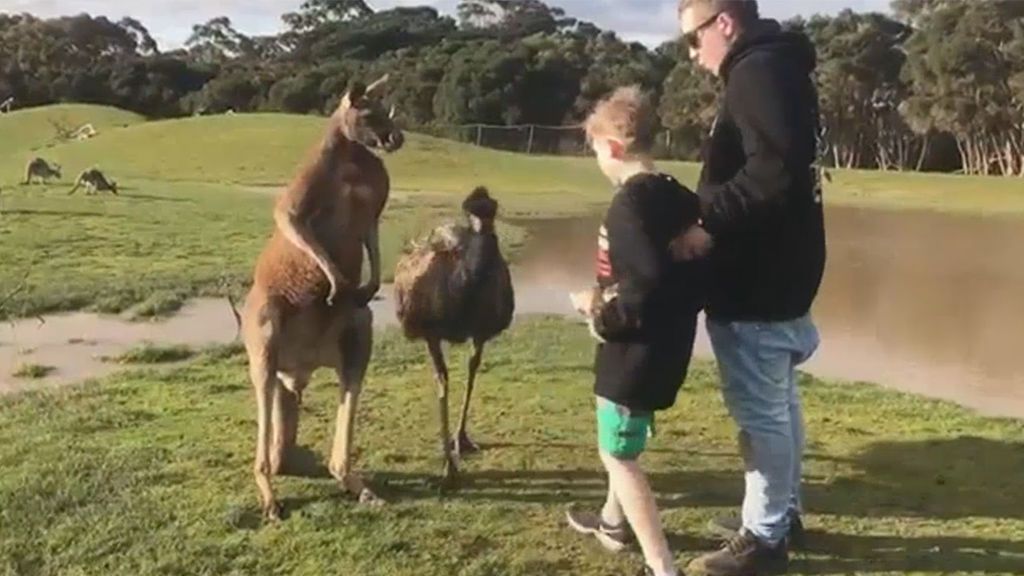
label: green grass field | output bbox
[1,319,1022,575]
[2,105,1023,575]
[2,104,1022,320]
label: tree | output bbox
[898,1,1024,175]
[185,17,256,64]
[658,43,718,160]
[283,0,373,32]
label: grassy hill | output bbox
[0,104,145,169]
[2,104,1023,318]
[5,105,1022,216]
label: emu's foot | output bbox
[439,458,460,493]
[262,500,282,522]
[454,431,480,458]
[358,487,385,507]
[339,473,385,506]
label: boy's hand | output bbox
[569,287,601,318]
[669,224,713,261]
[569,287,607,343]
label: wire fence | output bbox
[420,122,701,160]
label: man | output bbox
[670,1,826,574]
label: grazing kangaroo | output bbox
[22,158,61,185]
[241,74,404,521]
[68,168,118,195]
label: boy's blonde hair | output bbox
[583,85,657,155]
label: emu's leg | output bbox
[427,338,458,487]
[269,374,304,476]
[455,338,485,458]
[245,322,281,521]
[329,306,381,504]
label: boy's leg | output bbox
[602,484,626,527]
[597,398,676,576]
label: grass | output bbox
[0,318,1022,575]
[0,103,145,166]
[108,343,196,365]
[3,106,1022,217]
[10,363,55,379]
[0,179,527,319]
[0,102,1021,320]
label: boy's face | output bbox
[590,136,626,185]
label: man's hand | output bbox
[669,224,713,261]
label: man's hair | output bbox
[678,0,759,25]
[583,85,657,154]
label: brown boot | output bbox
[687,531,788,576]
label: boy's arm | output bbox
[593,189,662,340]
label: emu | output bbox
[240,74,403,520]
[393,187,514,485]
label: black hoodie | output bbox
[697,19,827,322]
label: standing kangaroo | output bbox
[22,158,61,185]
[241,74,404,521]
[68,168,118,195]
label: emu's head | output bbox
[462,186,498,232]
[334,74,404,153]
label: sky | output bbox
[1,0,892,49]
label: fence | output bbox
[421,122,701,161]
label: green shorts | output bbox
[596,397,654,461]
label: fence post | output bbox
[526,125,535,154]
[476,125,483,147]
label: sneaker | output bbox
[707,510,805,549]
[686,531,788,576]
[565,504,634,553]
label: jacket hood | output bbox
[720,19,817,81]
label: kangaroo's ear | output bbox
[365,73,390,95]
[339,80,367,111]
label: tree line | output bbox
[1,0,1022,175]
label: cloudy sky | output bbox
[2,0,891,49]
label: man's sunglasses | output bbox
[683,11,722,50]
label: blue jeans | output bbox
[706,314,820,546]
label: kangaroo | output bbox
[241,74,404,521]
[68,168,118,196]
[22,158,62,185]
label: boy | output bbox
[565,86,707,576]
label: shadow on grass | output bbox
[792,531,1024,574]
[268,435,1024,573]
[0,208,123,218]
[804,436,1024,521]
[117,192,192,203]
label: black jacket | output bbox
[698,20,827,322]
[592,172,707,412]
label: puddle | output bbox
[0,280,578,395]
[3,205,1024,421]
[512,207,1024,420]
